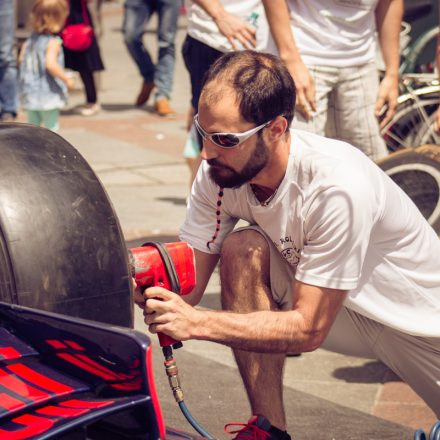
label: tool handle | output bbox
[158,332,182,349]
[140,288,181,348]
[151,287,182,349]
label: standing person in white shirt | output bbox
[262,0,402,161]
[182,0,269,190]
[183,0,269,121]
[136,51,440,439]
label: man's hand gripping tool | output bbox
[128,242,196,349]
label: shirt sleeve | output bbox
[179,162,238,254]
[295,180,380,290]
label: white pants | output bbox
[292,61,388,161]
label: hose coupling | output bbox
[164,356,184,402]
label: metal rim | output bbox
[384,162,440,225]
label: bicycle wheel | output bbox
[0,123,133,327]
[400,26,439,74]
[429,421,440,440]
[414,429,427,440]
[381,85,440,152]
[415,111,440,146]
[377,145,440,234]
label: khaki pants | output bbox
[233,226,440,416]
[292,61,388,162]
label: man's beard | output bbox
[207,136,269,188]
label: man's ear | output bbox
[266,115,288,142]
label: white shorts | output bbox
[232,225,440,416]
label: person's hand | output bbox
[65,76,75,91]
[143,286,201,341]
[284,59,316,120]
[375,74,399,130]
[435,107,440,134]
[214,11,256,50]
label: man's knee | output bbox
[123,26,141,46]
[220,229,270,274]
[220,229,276,311]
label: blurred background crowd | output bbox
[1,0,439,194]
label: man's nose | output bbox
[200,139,218,160]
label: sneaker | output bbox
[154,98,176,118]
[79,103,101,116]
[225,415,292,440]
[135,81,155,107]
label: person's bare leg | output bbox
[186,155,202,188]
[220,229,287,430]
[184,106,201,191]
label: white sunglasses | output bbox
[193,114,272,148]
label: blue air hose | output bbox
[162,346,215,439]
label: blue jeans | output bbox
[0,0,18,116]
[123,0,179,100]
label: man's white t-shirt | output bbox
[185,0,269,53]
[266,0,379,67]
[180,129,440,337]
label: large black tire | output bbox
[377,145,440,234]
[0,123,133,327]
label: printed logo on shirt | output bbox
[277,236,301,268]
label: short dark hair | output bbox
[201,50,296,128]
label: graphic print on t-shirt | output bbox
[276,235,301,267]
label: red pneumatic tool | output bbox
[128,242,215,439]
[128,241,196,349]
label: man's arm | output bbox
[189,0,256,50]
[184,249,220,306]
[262,0,316,120]
[144,280,347,353]
[375,0,403,129]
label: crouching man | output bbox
[135,51,440,439]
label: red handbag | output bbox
[61,0,94,51]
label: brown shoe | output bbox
[154,98,176,117]
[135,81,155,107]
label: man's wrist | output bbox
[278,49,303,65]
[191,308,210,340]
[211,6,227,23]
[383,70,399,80]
